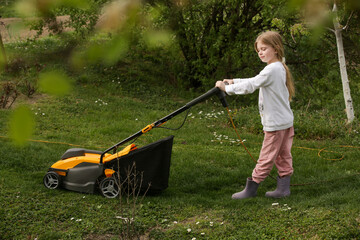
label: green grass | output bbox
[1,77,360,239]
[1,38,360,239]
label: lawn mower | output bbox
[43,87,229,198]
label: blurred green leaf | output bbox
[103,35,130,65]
[86,44,104,63]
[14,0,38,17]
[143,30,172,48]
[39,71,72,96]
[15,0,90,17]
[8,106,35,146]
[287,0,307,10]
[309,24,326,44]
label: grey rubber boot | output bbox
[265,176,291,198]
[232,178,259,199]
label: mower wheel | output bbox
[43,171,61,189]
[99,177,120,198]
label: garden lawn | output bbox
[0,80,360,239]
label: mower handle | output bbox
[186,87,228,108]
[99,87,228,163]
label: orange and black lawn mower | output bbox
[43,87,228,198]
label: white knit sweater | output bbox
[225,61,293,131]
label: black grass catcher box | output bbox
[107,135,174,195]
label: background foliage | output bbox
[0,1,360,239]
[3,0,359,107]
[0,0,359,139]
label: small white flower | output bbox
[209,222,213,226]
[116,216,134,223]
[187,228,191,233]
[76,219,82,222]
[196,221,200,225]
[173,221,178,224]
[201,233,205,235]
[70,217,74,220]
[272,203,279,206]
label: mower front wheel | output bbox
[99,177,120,198]
[43,171,61,189]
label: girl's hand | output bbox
[215,81,226,91]
[223,79,234,85]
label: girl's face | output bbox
[256,41,278,64]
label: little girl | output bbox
[215,31,295,199]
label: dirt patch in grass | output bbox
[84,233,151,240]
[0,16,71,43]
[84,233,119,240]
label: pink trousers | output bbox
[252,127,294,184]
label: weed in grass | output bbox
[0,81,18,108]
[113,161,150,240]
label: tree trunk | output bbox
[332,3,355,124]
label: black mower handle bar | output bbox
[100,87,228,163]
[186,86,228,108]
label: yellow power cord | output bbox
[0,135,103,149]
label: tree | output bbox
[289,0,358,122]
[162,0,283,90]
[331,2,355,123]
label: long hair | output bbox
[254,31,295,101]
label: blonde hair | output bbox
[254,31,295,101]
